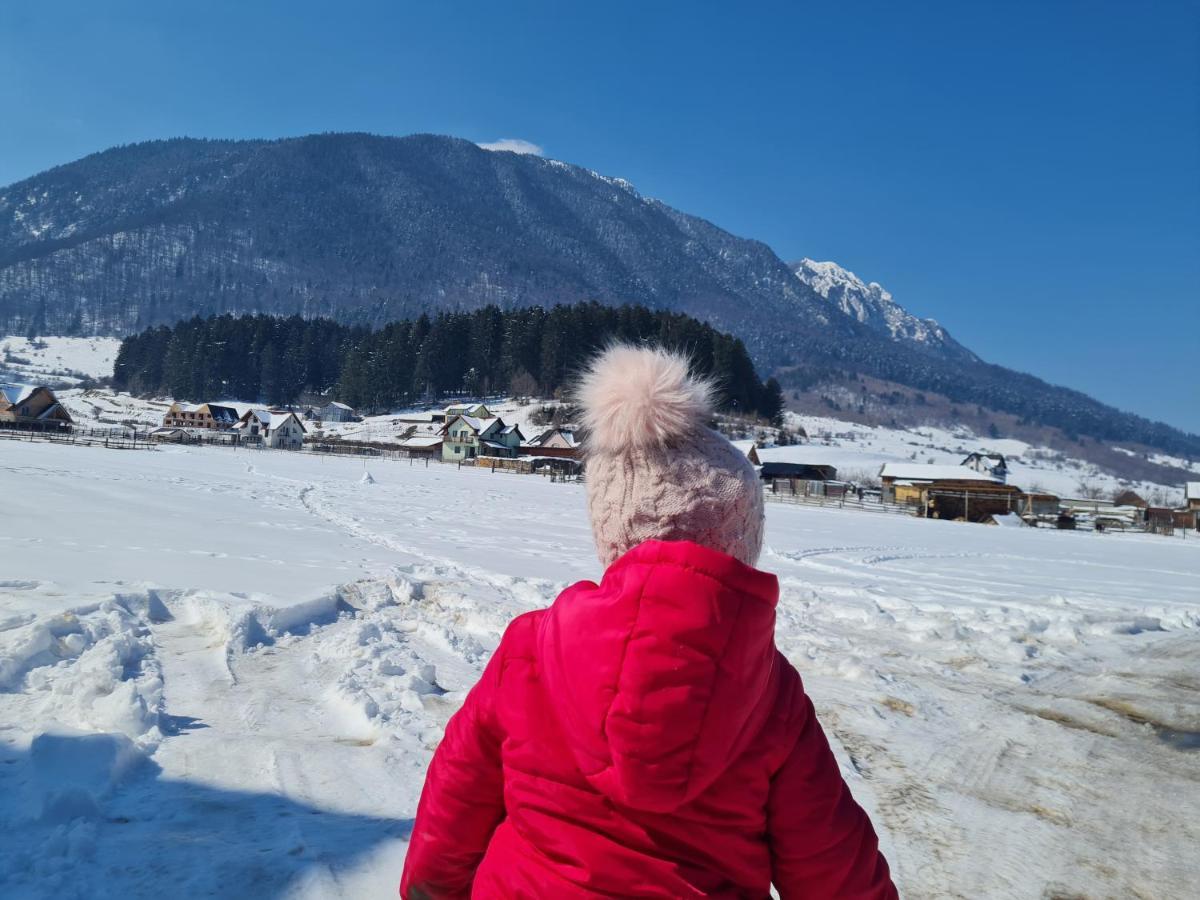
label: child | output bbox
[401,345,897,898]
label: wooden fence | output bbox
[0,423,156,450]
[768,475,907,518]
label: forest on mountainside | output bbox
[112,302,786,422]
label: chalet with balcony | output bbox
[442,414,525,461]
[233,409,307,449]
[163,402,240,431]
[0,383,73,429]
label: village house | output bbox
[0,383,73,429]
[233,409,307,450]
[441,414,524,461]
[444,403,492,421]
[1113,489,1149,509]
[961,452,1009,483]
[316,401,357,423]
[162,402,239,431]
[523,427,581,460]
[879,462,1021,522]
[1187,483,1200,512]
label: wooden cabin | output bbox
[0,383,73,429]
[879,462,1020,522]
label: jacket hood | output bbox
[538,539,780,813]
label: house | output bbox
[1187,483,1200,512]
[759,462,837,482]
[962,452,1009,483]
[441,414,524,461]
[0,383,73,429]
[444,403,492,421]
[484,422,526,458]
[528,427,578,451]
[317,401,357,423]
[879,462,1019,522]
[523,427,581,460]
[162,402,239,431]
[234,409,307,449]
[1113,489,1149,508]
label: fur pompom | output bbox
[576,344,714,453]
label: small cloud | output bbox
[477,138,544,156]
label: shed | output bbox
[759,462,837,482]
[319,401,357,423]
[879,462,1019,522]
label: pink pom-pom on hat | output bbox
[576,344,765,568]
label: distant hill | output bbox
[1,132,1197,458]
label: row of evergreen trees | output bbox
[112,303,786,423]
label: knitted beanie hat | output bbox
[576,344,765,568]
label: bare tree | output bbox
[841,467,882,490]
[509,369,538,403]
[1075,477,1106,500]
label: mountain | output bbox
[791,259,977,362]
[0,134,853,364]
[1,132,1197,460]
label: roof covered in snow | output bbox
[880,463,1002,483]
[1,382,39,406]
[401,435,443,448]
[447,414,500,434]
[1188,482,1200,500]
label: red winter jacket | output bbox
[401,540,897,899]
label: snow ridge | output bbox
[792,259,974,359]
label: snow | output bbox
[0,336,122,385]
[1,383,39,406]
[1,438,1197,897]
[791,260,959,350]
[1188,482,1200,501]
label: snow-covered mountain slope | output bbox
[0,335,121,385]
[2,441,1198,897]
[792,259,977,361]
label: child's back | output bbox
[402,346,896,898]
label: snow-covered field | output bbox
[2,436,1198,898]
[0,336,121,386]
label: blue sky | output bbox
[2,0,1197,432]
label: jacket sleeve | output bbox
[767,692,898,899]
[400,641,507,899]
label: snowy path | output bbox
[2,442,1199,898]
